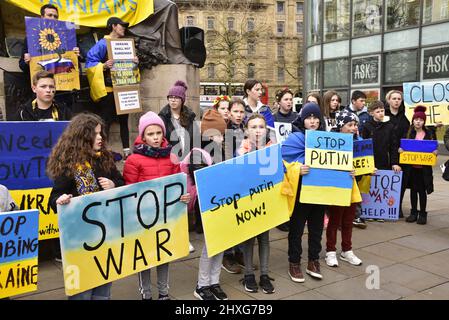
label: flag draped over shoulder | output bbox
[6,0,154,28]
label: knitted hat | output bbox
[201,109,227,137]
[138,111,166,137]
[300,102,321,121]
[412,105,427,124]
[335,110,359,130]
[167,80,188,103]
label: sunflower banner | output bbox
[26,17,80,91]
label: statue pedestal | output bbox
[110,64,200,153]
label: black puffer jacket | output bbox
[361,119,399,170]
[12,99,72,121]
[385,105,410,140]
[159,104,199,160]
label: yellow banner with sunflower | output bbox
[6,0,154,28]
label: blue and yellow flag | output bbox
[353,139,375,176]
[399,139,438,166]
[6,0,154,28]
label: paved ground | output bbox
[12,156,449,301]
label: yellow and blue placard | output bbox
[360,170,402,221]
[195,144,290,258]
[305,130,353,171]
[0,121,68,240]
[353,139,375,176]
[0,209,39,299]
[6,0,154,28]
[58,174,188,296]
[399,139,438,166]
[403,81,449,125]
[301,130,354,206]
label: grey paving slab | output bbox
[280,289,333,300]
[405,249,449,279]
[405,282,449,300]
[391,231,449,253]
[360,242,427,263]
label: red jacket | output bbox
[123,137,180,184]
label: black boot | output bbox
[406,209,418,223]
[417,211,427,225]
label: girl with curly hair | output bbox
[212,95,231,122]
[47,112,124,300]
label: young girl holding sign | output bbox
[237,114,275,294]
[401,106,436,225]
[325,110,363,267]
[47,113,125,300]
[123,111,190,300]
[281,102,326,282]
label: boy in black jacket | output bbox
[361,100,402,222]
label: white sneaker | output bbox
[340,250,362,266]
[189,242,195,253]
[325,251,338,267]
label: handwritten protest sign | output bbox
[274,122,292,144]
[58,174,188,296]
[0,122,68,240]
[107,38,142,115]
[403,81,449,125]
[353,139,375,176]
[305,130,353,171]
[26,17,80,91]
[0,209,39,299]
[399,139,438,166]
[361,170,402,221]
[195,144,289,257]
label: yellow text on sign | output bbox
[353,156,375,176]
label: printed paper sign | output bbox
[361,170,402,221]
[0,209,39,299]
[0,121,68,240]
[274,122,292,144]
[195,144,290,257]
[399,139,438,166]
[26,17,80,91]
[58,174,188,296]
[353,139,375,176]
[403,81,449,125]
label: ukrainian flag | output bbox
[399,139,438,166]
[353,139,375,176]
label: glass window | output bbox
[352,0,383,37]
[277,21,285,35]
[306,61,321,91]
[248,41,256,55]
[227,17,235,31]
[186,16,195,27]
[207,17,215,30]
[297,21,303,34]
[247,18,255,32]
[385,0,420,30]
[207,64,215,79]
[278,43,285,58]
[424,0,449,24]
[307,0,321,45]
[248,63,256,78]
[324,58,349,88]
[297,2,304,15]
[277,1,285,14]
[324,0,350,41]
[278,67,285,82]
[384,49,418,84]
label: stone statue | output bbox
[128,0,193,69]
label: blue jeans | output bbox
[68,283,112,300]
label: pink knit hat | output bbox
[138,111,166,137]
[167,80,188,103]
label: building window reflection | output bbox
[385,0,420,30]
[424,0,449,24]
[324,0,350,41]
[352,0,383,36]
[384,49,418,84]
[307,0,321,45]
[307,61,321,90]
[324,58,349,88]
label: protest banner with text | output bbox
[361,170,402,221]
[26,17,80,91]
[274,122,292,144]
[353,139,375,176]
[399,139,438,166]
[0,209,39,299]
[403,81,449,125]
[58,174,188,296]
[195,144,289,257]
[0,121,68,240]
